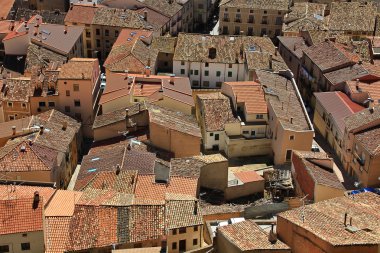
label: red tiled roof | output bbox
[45,217,71,253]
[64,4,98,24]
[347,80,380,105]
[337,91,365,112]
[45,190,83,217]
[0,185,55,206]
[0,198,43,235]
[135,175,198,201]
[0,0,15,20]
[234,170,264,183]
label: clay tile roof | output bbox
[277,36,308,59]
[136,0,182,17]
[135,7,169,30]
[45,216,71,253]
[218,220,290,251]
[45,190,83,217]
[77,188,134,206]
[354,126,380,155]
[344,105,380,133]
[324,63,369,86]
[161,77,194,106]
[302,41,355,72]
[58,58,97,80]
[314,92,364,134]
[14,8,67,25]
[151,36,177,54]
[245,51,288,72]
[67,205,118,251]
[64,4,98,24]
[328,2,376,32]
[0,140,58,172]
[0,185,55,205]
[1,77,33,102]
[234,170,264,183]
[128,204,165,242]
[257,71,312,131]
[92,7,151,29]
[196,92,239,132]
[135,175,198,201]
[25,43,67,71]
[0,0,15,20]
[0,198,43,235]
[166,198,203,229]
[219,0,288,10]
[346,80,380,105]
[148,104,201,137]
[278,193,380,246]
[170,154,227,178]
[224,81,267,114]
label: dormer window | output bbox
[208,48,216,59]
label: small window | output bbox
[39,101,46,107]
[194,70,199,75]
[216,82,222,88]
[48,102,55,107]
[228,71,232,77]
[210,133,214,136]
[216,71,221,77]
[194,226,198,232]
[9,115,15,121]
[105,29,109,36]
[256,114,263,119]
[181,61,185,65]
[243,131,249,134]
[180,69,185,74]
[237,8,240,12]
[96,39,100,47]
[192,80,199,86]
[115,30,119,37]
[205,62,209,67]
[215,134,219,141]
[179,227,186,234]
[193,239,198,245]
[228,64,232,68]
[172,229,177,235]
[96,29,100,35]
[172,242,177,250]
[66,90,70,96]
[73,84,79,91]
[0,245,9,252]
[250,10,253,13]
[21,243,30,251]
[21,103,26,108]
[203,81,209,87]
[290,135,294,140]
[74,100,81,107]
[205,70,209,76]
[65,106,70,113]
[190,69,193,75]
[7,102,13,107]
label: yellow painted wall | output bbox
[314,184,344,202]
[224,180,264,200]
[0,231,44,253]
[167,225,203,253]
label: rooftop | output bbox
[135,0,182,17]
[346,80,380,105]
[314,92,364,134]
[25,43,67,71]
[324,63,369,86]
[277,36,308,59]
[148,104,201,137]
[344,105,380,133]
[58,58,98,80]
[328,2,377,32]
[1,77,33,102]
[354,126,380,156]
[219,0,288,10]
[64,4,98,24]
[196,92,239,132]
[151,36,177,54]
[14,8,67,25]
[0,198,43,235]
[223,81,267,115]
[0,184,55,205]
[45,190,83,217]
[256,71,312,131]
[0,0,15,20]
[166,198,203,229]
[218,220,290,251]
[278,193,380,246]
[45,216,71,253]
[283,3,327,33]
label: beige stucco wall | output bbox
[149,121,201,158]
[224,180,264,200]
[224,136,272,158]
[0,231,44,253]
[167,225,203,253]
[2,101,31,122]
[314,184,344,202]
[30,96,59,115]
[200,161,228,191]
[154,96,194,115]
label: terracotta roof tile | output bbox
[1,77,33,102]
[354,126,380,155]
[45,217,71,253]
[80,170,137,193]
[0,198,43,235]
[0,0,15,20]
[234,170,264,183]
[166,198,203,229]
[58,58,98,80]
[344,105,380,133]
[0,185,55,206]
[219,0,288,10]
[64,4,98,24]
[218,220,290,251]
[45,190,83,217]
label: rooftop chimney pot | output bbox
[12,126,16,135]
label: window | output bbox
[256,114,263,119]
[261,16,268,25]
[66,90,70,96]
[172,242,177,250]
[105,29,109,36]
[0,245,9,252]
[194,226,198,231]
[225,8,228,11]
[181,61,185,65]
[290,135,294,140]
[275,17,282,25]
[249,9,253,13]
[192,80,199,86]
[228,64,232,68]
[39,101,46,107]
[74,100,81,107]
[216,82,222,88]
[264,10,267,14]
[9,115,15,121]
[193,239,198,245]
[198,3,203,9]
[243,130,249,134]
[180,69,185,74]
[216,71,221,77]
[215,134,219,140]
[96,39,100,47]
[248,27,253,36]
[115,30,119,37]
[205,70,209,76]
[228,71,232,77]
[286,150,292,161]
[172,229,177,235]
[248,15,254,23]
[85,30,91,38]
[73,83,79,91]
[96,29,100,35]
[65,106,70,113]
[190,69,193,75]
[234,26,240,35]
[179,227,186,234]
[7,102,13,107]
[205,62,209,67]
[22,103,26,108]
[237,8,240,12]
[105,40,110,48]
[48,102,55,107]
[21,243,30,251]
[194,70,199,75]
[86,40,91,49]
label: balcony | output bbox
[235,18,241,23]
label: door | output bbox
[179,239,186,252]
[286,150,292,161]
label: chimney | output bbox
[356,79,359,91]
[12,126,16,135]
[344,212,348,227]
[193,200,198,215]
[145,66,151,77]
[64,24,67,34]
[358,60,363,65]
[275,47,278,56]
[290,117,293,124]
[124,70,129,79]
[70,2,74,10]
[169,74,175,84]
[34,24,39,36]
[116,164,121,175]
[127,143,131,150]
[39,125,44,134]
[268,224,277,244]
[10,20,15,31]
[25,26,29,34]
[369,107,375,113]
[33,191,40,209]
[81,73,85,79]
[269,54,273,70]
[143,10,148,21]
[62,121,67,131]
[24,21,27,27]
[125,108,129,118]
[36,16,41,25]
[93,2,96,6]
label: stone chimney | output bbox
[34,24,39,36]
[169,74,175,84]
